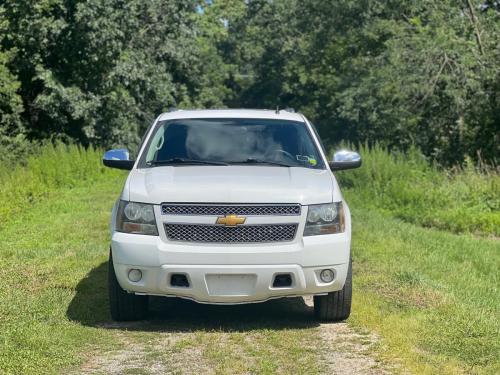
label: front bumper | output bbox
[111,231,351,304]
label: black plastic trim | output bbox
[328,160,362,171]
[103,159,135,170]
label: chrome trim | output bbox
[103,148,130,161]
[161,203,301,216]
[332,150,361,163]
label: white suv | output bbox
[103,109,361,321]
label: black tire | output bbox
[108,250,148,321]
[314,256,352,322]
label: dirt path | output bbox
[315,322,390,374]
[74,297,391,375]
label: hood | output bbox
[125,166,335,205]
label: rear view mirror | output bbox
[329,150,362,171]
[103,149,135,170]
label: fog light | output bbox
[320,269,335,283]
[128,269,142,282]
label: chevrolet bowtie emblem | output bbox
[216,214,246,226]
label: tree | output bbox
[0,6,26,160]
[0,0,228,148]
[1,0,498,165]
[217,0,499,165]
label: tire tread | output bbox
[108,250,148,321]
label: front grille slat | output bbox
[161,204,301,216]
[165,223,298,243]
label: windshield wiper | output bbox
[147,158,228,166]
[229,158,293,167]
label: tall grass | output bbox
[336,144,500,236]
[0,143,119,228]
[1,142,498,236]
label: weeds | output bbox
[335,144,500,236]
[0,142,119,228]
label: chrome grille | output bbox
[161,204,301,216]
[164,223,298,243]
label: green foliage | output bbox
[0,0,498,165]
[336,144,500,236]
[219,0,500,165]
[0,0,227,148]
[0,142,120,229]
[190,0,246,108]
[0,51,22,131]
[0,41,24,154]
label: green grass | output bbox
[336,144,500,236]
[0,145,320,374]
[338,145,500,373]
[350,208,500,374]
[0,179,122,373]
[0,144,498,374]
[0,143,112,229]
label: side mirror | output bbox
[103,149,135,170]
[329,150,362,171]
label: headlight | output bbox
[304,202,345,236]
[116,201,158,235]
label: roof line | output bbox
[167,108,296,112]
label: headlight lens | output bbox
[124,202,142,221]
[116,201,158,235]
[304,202,345,236]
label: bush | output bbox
[336,144,500,236]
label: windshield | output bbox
[139,118,325,169]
